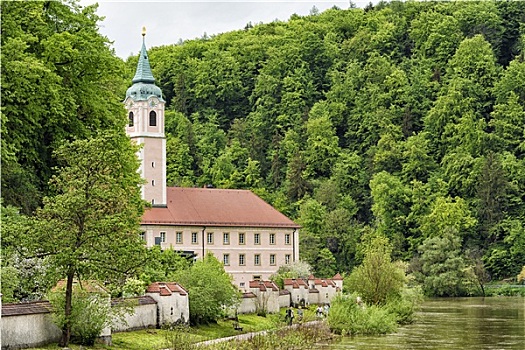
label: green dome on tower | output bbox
[126,29,164,101]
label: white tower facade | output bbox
[124,30,166,206]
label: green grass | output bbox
[26,311,306,350]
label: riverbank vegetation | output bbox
[25,312,319,350]
[328,235,423,335]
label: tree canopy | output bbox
[140,0,525,285]
[2,0,525,303]
[4,131,147,346]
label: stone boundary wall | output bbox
[1,301,61,350]
[1,296,158,350]
[237,293,257,314]
[111,296,157,332]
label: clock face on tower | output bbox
[149,98,158,107]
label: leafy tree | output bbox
[304,104,341,178]
[370,171,411,254]
[489,92,525,156]
[346,235,406,305]
[315,248,337,278]
[409,10,462,68]
[484,219,525,279]
[297,198,326,266]
[270,260,313,289]
[475,152,508,240]
[174,252,240,325]
[1,1,126,213]
[48,282,112,346]
[137,246,191,286]
[417,228,474,297]
[1,205,53,302]
[22,131,146,346]
[166,134,195,187]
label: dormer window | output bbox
[149,111,157,126]
[128,112,134,127]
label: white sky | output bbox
[78,1,372,59]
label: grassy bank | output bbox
[27,309,319,350]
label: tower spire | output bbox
[132,27,155,84]
[126,28,163,101]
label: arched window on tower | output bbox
[128,112,134,127]
[149,111,157,126]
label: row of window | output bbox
[128,111,157,127]
[222,253,291,266]
[168,232,292,245]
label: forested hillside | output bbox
[142,0,525,283]
[2,1,525,295]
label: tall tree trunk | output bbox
[59,269,74,347]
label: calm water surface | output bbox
[328,297,524,350]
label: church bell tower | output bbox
[124,28,166,206]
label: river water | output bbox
[328,297,524,350]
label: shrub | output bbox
[485,285,525,297]
[48,285,111,345]
[164,324,196,350]
[385,285,424,324]
[327,294,397,335]
[345,235,407,305]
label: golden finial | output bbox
[142,26,146,37]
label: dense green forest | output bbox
[2,0,525,297]
[144,0,525,284]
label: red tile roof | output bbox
[332,273,343,280]
[283,278,308,289]
[1,301,52,317]
[249,280,278,291]
[142,187,299,228]
[146,282,188,296]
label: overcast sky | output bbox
[78,1,372,59]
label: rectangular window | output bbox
[191,232,198,244]
[176,232,183,244]
[238,232,245,245]
[207,232,214,244]
[270,254,276,265]
[254,233,260,245]
[253,275,261,281]
[223,232,230,245]
[285,233,291,245]
[160,232,166,243]
[139,232,145,241]
[223,254,230,266]
[240,282,245,288]
[239,254,245,266]
[285,254,291,264]
[254,254,260,266]
[269,233,275,245]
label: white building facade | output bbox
[125,33,300,288]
